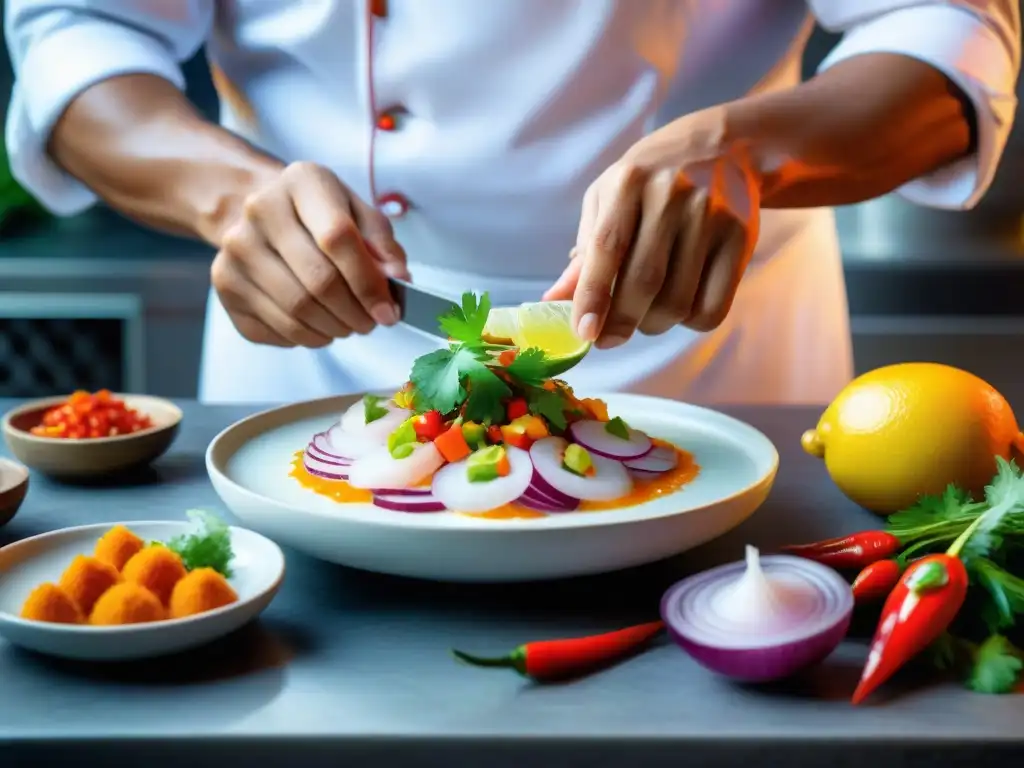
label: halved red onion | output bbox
[569,419,651,460]
[372,492,446,513]
[530,437,632,501]
[661,546,853,682]
[624,445,678,473]
[432,446,533,513]
[347,442,444,490]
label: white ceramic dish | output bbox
[207,393,778,582]
[0,521,285,661]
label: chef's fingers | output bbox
[573,165,644,342]
[351,198,411,281]
[244,187,371,336]
[686,221,750,332]
[212,236,333,348]
[285,163,400,327]
[542,254,583,301]
[638,187,714,335]
[683,156,756,332]
[575,185,600,257]
[598,169,688,348]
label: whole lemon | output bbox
[802,363,1024,514]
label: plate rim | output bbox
[206,393,780,533]
[0,520,285,634]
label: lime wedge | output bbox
[484,300,591,376]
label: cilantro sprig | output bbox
[409,291,573,426]
[881,459,1024,694]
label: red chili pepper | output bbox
[851,559,903,605]
[506,397,529,422]
[452,621,664,681]
[781,531,901,570]
[413,410,445,441]
[851,553,968,704]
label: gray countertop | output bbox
[1,400,1023,767]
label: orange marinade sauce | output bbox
[289,439,700,517]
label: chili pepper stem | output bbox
[452,648,528,677]
[947,500,1008,558]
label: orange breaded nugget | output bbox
[20,583,84,624]
[89,582,166,625]
[94,524,145,572]
[121,545,187,606]
[58,555,121,615]
[169,567,238,619]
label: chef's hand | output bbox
[211,161,409,348]
[544,119,760,349]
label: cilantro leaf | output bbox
[463,362,511,424]
[505,348,549,386]
[363,394,389,424]
[438,292,491,345]
[165,510,234,577]
[887,484,977,532]
[605,416,630,440]
[410,348,468,414]
[527,388,569,431]
[972,557,1024,631]
[967,634,1023,694]
[965,458,1024,557]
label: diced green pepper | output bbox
[562,443,592,476]
[388,417,418,457]
[461,421,487,450]
[466,445,506,483]
[363,394,389,424]
[391,442,416,460]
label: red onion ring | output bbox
[372,492,447,513]
[660,553,852,682]
[527,470,580,508]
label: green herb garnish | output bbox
[363,394,389,424]
[165,510,234,577]
[604,416,630,440]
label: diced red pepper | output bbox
[500,424,533,450]
[498,349,517,367]
[487,425,503,444]
[506,398,529,421]
[413,410,445,441]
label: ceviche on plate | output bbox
[290,293,699,517]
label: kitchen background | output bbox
[0,19,1022,401]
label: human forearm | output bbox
[723,52,974,208]
[48,73,282,244]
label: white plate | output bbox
[207,394,778,582]
[0,521,285,661]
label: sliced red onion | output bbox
[324,423,382,460]
[348,442,445,490]
[569,419,652,460]
[628,468,663,482]
[527,470,579,508]
[307,440,351,464]
[518,488,578,513]
[303,464,349,481]
[661,546,853,683]
[431,446,533,513]
[530,437,632,501]
[372,492,447,513]
[304,446,350,467]
[624,445,678,473]
[303,451,350,479]
[370,486,432,497]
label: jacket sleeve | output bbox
[4,1,213,215]
[807,1,1021,210]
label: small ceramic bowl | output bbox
[0,459,29,526]
[2,395,182,479]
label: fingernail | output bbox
[372,302,400,326]
[577,313,600,341]
[597,334,628,350]
[383,262,409,279]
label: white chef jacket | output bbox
[5,1,1020,405]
